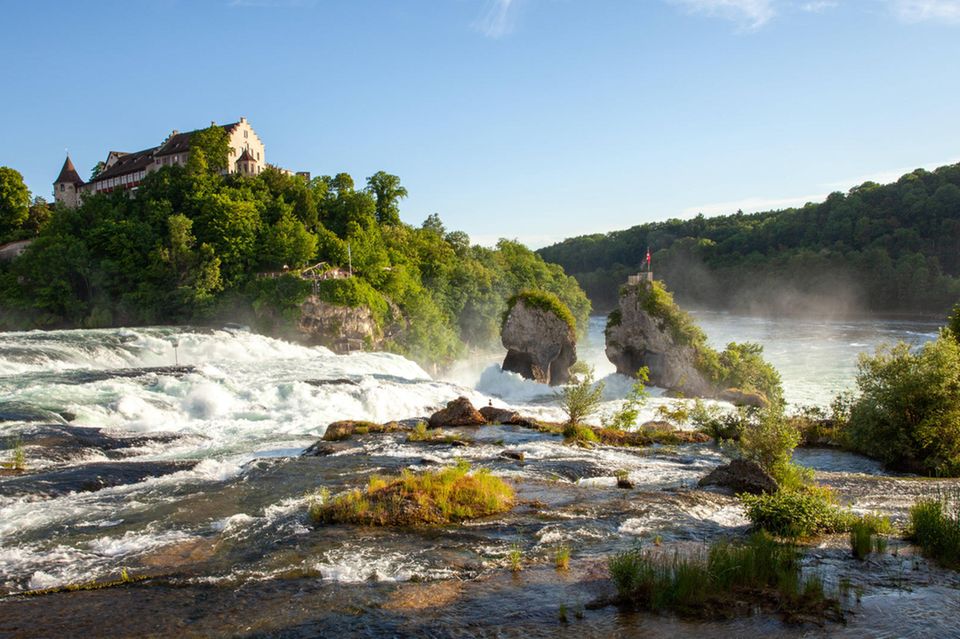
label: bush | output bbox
[740,487,853,538]
[909,492,960,568]
[558,363,605,427]
[310,461,514,526]
[608,533,834,618]
[844,335,960,476]
[738,404,804,487]
[602,367,649,430]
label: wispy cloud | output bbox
[799,0,838,13]
[474,0,519,38]
[889,0,960,23]
[668,0,777,30]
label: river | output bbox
[0,315,956,638]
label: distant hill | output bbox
[538,163,960,316]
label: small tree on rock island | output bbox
[559,362,605,427]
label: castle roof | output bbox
[237,148,256,163]
[54,156,84,186]
[155,122,240,157]
[91,147,156,183]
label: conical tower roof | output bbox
[54,156,84,186]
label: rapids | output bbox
[0,316,955,638]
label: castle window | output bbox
[244,131,248,139]
[60,184,65,192]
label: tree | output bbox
[0,167,30,237]
[189,125,230,173]
[90,161,106,181]
[366,171,407,225]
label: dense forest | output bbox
[538,163,960,315]
[0,126,589,367]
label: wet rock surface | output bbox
[698,458,778,495]
[0,461,198,498]
[501,299,577,386]
[428,397,486,428]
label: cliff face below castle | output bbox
[501,298,577,386]
[604,282,715,397]
[297,296,384,353]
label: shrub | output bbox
[843,336,960,476]
[310,461,514,526]
[555,544,571,571]
[558,363,605,427]
[909,492,960,568]
[602,367,649,431]
[608,533,834,618]
[563,422,599,445]
[740,487,853,538]
[690,400,747,441]
[738,404,806,487]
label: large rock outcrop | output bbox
[297,296,384,353]
[604,281,714,397]
[501,295,577,386]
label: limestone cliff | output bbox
[501,293,577,386]
[604,281,716,397]
[297,295,384,353]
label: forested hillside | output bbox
[0,126,589,366]
[539,164,960,315]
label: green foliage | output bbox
[315,277,389,324]
[310,461,514,526]
[366,171,408,226]
[558,364,605,428]
[0,166,31,238]
[540,163,960,315]
[3,437,26,471]
[948,303,960,344]
[189,124,230,174]
[603,367,649,430]
[843,335,960,476]
[504,289,577,333]
[626,281,782,401]
[909,491,960,568]
[740,487,854,538]
[738,404,803,486]
[850,517,890,561]
[555,544,571,570]
[0,162,589,369]
[508,544,524,572]
[608,533,832,618]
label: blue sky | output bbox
[2,0,959,247]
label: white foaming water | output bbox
[0,315,940,593]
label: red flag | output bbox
[645,248,651,266]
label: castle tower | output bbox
[235,148,259,175]
[53,155,85,208]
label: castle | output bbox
[53,117,267,208]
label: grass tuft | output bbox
[309,461,514,527]
[909,491,960,569]
[555,544,571,571]
[608,533,838,620]
[508,544,523,572]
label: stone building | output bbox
[54,117,266,207]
